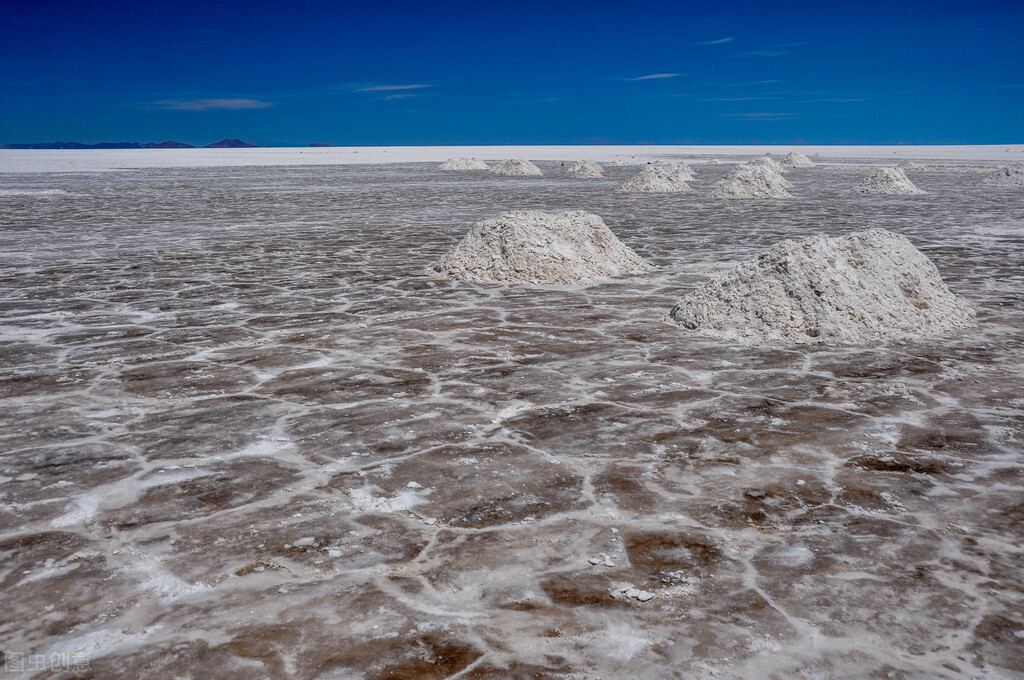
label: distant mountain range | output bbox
[1,139,260,149]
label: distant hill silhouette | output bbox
[309,142,331,147]
[205,138,256,148]
[1,140,195,149]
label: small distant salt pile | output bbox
[709,163,792,199]
[438,157,490,171]
[853,167,926,195]
[747,155,788,174]
[490,159,544,177]
[670,229,974,345]
[897,159,923,172]
[982,163,1024,187]
[565,160,605,178]
[706,159,721,165]
[429,210,653,284]
[783,151,815,168]
[618,163,694,193]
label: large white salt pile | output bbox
[618,164,694,193]
[982,163,1024,187]
[708,164,793,199]
[490,159,544,177]
[565,160,605,179]
[429,210,653,284]
[438,157,490,171]
[783,152,815,168]
[853,167,926,195]
[670,228,975,345]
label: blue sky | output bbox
[1,0,1022,146]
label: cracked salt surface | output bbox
[0,154,1022,679]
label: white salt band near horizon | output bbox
[670,228,975,344]
[428,209,653,284]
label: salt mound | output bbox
[982,163,1024,187]
[565,160,605,179]
[897,159,923,172]
[747,155,788,174]
[491,159,543,177]
[429,210,653,284]
[783,152,814,168]
[438,157,490,171]
[709,164,792,199]
[618,164,693,193]
[670,229,975,345]
[853,167,925,195]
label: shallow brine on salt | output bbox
[0,156,1022,679]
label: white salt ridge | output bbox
[670,228,975,344]
[782,152,815,168]
[982,163,1024,187]
[853,167,926,195]
[565,159,605,178]
[490,159,543,177]
[438,157,490,171]
[348,487,426,514]
[617,163,694,193]
[897,159,924,171]
[0,188,69,197]
[429,210,653,284]
[709,164,793,199]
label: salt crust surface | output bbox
[982,163,1024,187]
[783,151,815,168]
[438,157,490,171]
[617,164,693,193]
[854,167,926,195]
[709,163,793,199]
[565,159,605,178]
[428,210,652,284]
[490,158,543,177]
[670,228,975,344]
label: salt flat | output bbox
[2,143,1023,173]
[0,152,1022,679]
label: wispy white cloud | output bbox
[354,84,431,92]
[384,93,420,100]
[702,97,783,101]
[631,73,681,81]
[155,98,273,111]
[692,36,734,46]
